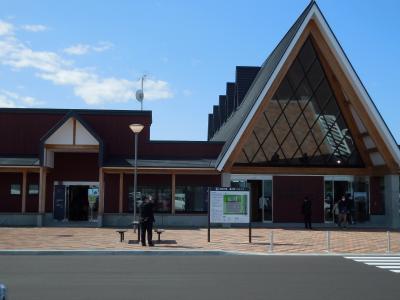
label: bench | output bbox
[154,229,165,243]
[116,230,127,242]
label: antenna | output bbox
[135,75,146,110]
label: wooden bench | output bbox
[154,229,165,243]
[116,230,127,242]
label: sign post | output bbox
[208,187,251,243]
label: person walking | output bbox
[301,197,312,229]
[338,195,348,228]
[139,195,155,246]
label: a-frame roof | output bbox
[39,110,104,165]
[214,1,400,172]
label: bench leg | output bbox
[119,232,124,242]
[157,233,161,243]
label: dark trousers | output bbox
[140,221,153,245]
[304,214,312,229]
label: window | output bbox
[236,38,363,167]
[28,184,39,195]
[128,186,172,213]
[175,186,209,213]
[10,184,21,195]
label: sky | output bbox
[0,0,399,143]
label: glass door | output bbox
[262,180,273,222]
[324,181,334,223]
[324,177,353,223]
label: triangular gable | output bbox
[39,111,104,167]
[216,1,400,172]
[42,112,100,146]
[235,37,364,167]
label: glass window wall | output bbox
[129,186,172,213]
[175,186,209,213]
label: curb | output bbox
[0,249,398,256]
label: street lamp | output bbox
[129,123,144,222]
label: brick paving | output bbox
[0,227,399,254]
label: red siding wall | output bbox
[26,173,39,213]
[104,174,119,213]
[273,176,324,223]
[175,175,221,186]
[0,112,63,156]
[0,173,22,212]
[370,176,385,215]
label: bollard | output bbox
[269,231,274,253]
[387,231,391,253]
[326,231,331,253]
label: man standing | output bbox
[338,195,348,228]
[302,197,312,229]
[139,195,155,246]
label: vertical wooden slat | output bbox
[21,170,27,213]
[171,173,176,215]
[38,167,47,213]
[119,173,124,213]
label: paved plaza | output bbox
[0,227,399,254]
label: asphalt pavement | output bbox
[0,254,399,300]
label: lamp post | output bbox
[129,124,144,222]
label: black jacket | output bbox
[140,201,155,223]
[302,200,312,216]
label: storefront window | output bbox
[10,184,21,195]
[262,180,273,222]
[28,184,39,195]
[175,186,208,213]
[128,186,172,213]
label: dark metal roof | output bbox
[0,107,152,117]
[235,66,261,108]
[0,157,40,166]
[104,158,216,168]
[211,1,316,167]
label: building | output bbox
[1,1,399,228]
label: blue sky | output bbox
[0,0,399,143]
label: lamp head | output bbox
[129,124,144,134]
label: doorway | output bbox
[53,182,99,222]
[68,186,89,221]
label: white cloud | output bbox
[64,44,91,55]
[21,24,48,32]
[0,20,173,105]
[64,41,114,56]
[0,94,16,107]
[0,20,14,36]
[0,89,45,107]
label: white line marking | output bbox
[376,266,400,269]
[392,270,400,273]
[365,263,400,265]
[352,259,400,262]
[345,256,400,259]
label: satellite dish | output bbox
[136,89,144,102]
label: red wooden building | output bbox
[0,1,399,227]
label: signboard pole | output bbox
[208,188,211,242]
[249,193,252,243]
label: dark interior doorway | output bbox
[247,180,262,222]
[68,186,89,221]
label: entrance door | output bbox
[247,180,262,222]
[68,186,89,221]
[262,180,273,222]
[324,179,353,223]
